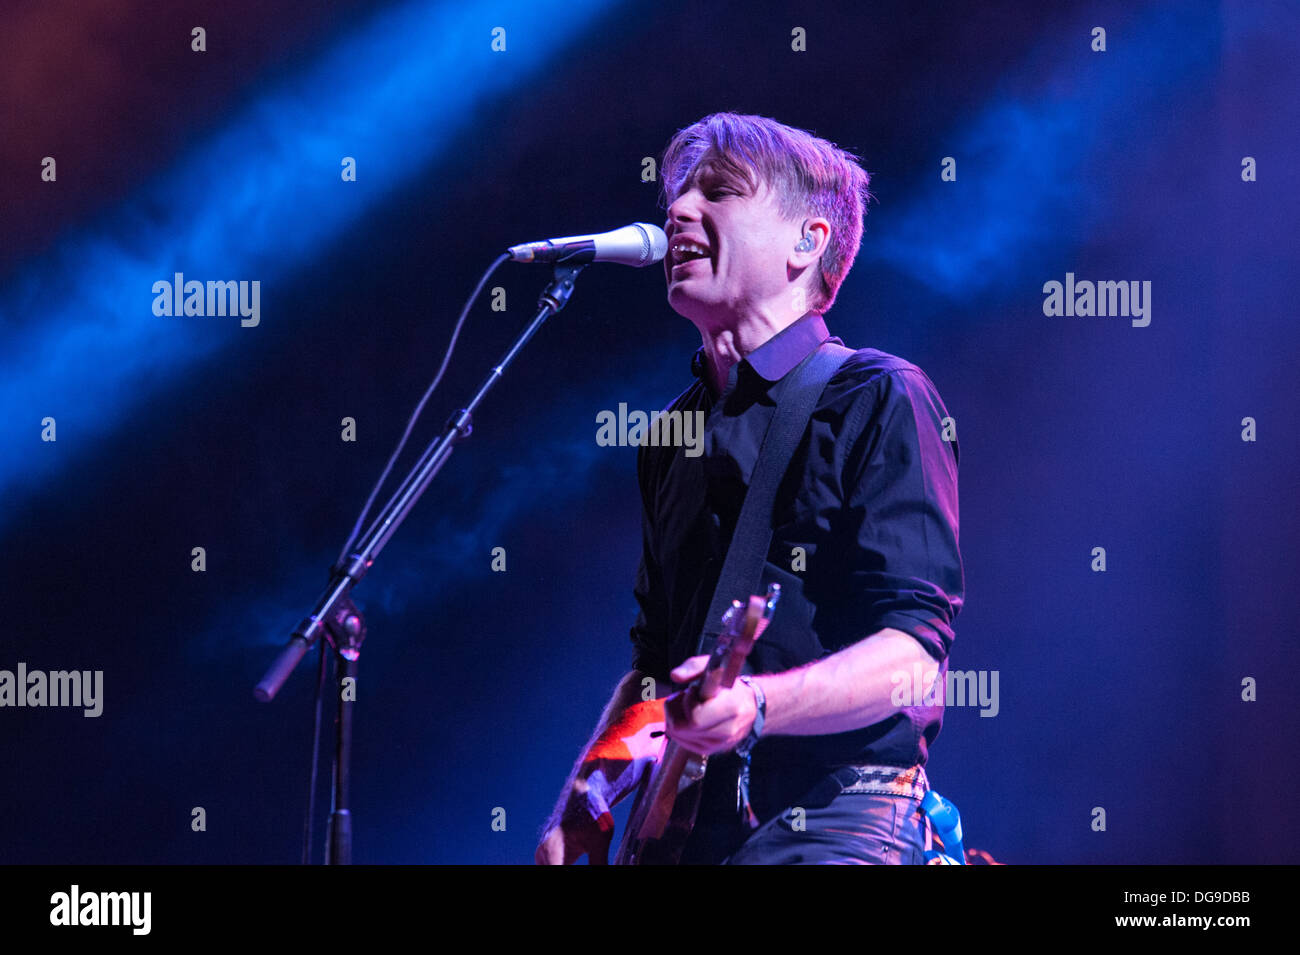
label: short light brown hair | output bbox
[659,112,872,313]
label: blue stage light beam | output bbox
[0,0,619,531]
[865,0,1222,300]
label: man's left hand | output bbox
[663,655,759,755]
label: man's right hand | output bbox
[535,810,614,865]
[535,679,665,865]
[535,781,615,865]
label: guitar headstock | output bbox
[719,582,781,636]
[710,583,781,689]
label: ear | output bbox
[791,217,832,262]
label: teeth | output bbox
[671,241,710,263]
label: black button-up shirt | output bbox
[629,311,964,805]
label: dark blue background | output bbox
[1,0,1296,863]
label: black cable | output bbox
[334,252,511,568]
[304,251,511,864]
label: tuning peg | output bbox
[762,583,782,618]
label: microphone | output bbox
[507,222,668,267]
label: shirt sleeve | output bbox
[838,366,964,662]
[628,441,671,682]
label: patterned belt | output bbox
[835,763,930,799]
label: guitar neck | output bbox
[697,606,770,700]
[614,587,780,864]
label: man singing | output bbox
[537,112,964,865]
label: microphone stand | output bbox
[254,262,588,864]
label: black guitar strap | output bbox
[695,338,855,655]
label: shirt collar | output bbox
[690,311,832,384]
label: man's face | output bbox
[663,162,801,325]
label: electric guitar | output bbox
[613,583,781,865]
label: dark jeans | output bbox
[723,764,932,865]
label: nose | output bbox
[666,186,704,233]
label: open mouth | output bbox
[669,239,712,268]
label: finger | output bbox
[536,828,566,865]
[664,688,690,728]
[536,840,557,865]
[684,688,746,727]
[670,654,710,683]
[553,827,584,866]
[664,683,709,722]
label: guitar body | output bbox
[614,747,707,865]
[614,584,780,865]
